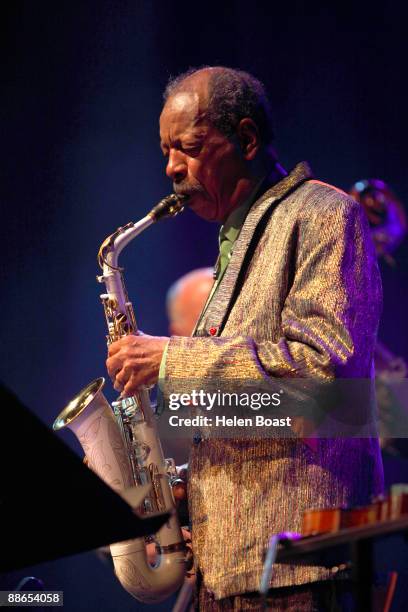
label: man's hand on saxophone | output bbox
[106,333,169,396]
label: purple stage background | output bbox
[1,1,407,610]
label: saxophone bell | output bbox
[53,377,134,493]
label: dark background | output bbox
[1,1,407,610]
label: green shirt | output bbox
[198,179,264,326]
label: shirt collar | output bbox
[219,176,266,246]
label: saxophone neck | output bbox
[96,213,154,343]
[96,193,187,344]
[98,216,153,273]
[97,193,187,273]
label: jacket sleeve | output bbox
[162,196,382,388]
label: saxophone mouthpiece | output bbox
[149,194,188,222]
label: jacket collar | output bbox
[194,161,313,337]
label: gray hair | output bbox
[163,66,275,145]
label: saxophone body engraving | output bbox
[53,194,187,602]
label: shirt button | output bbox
[209,327,217,336]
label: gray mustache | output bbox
[173,183,206,197]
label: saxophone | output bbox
[53,194,188,603]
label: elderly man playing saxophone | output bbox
[106,67,383,610]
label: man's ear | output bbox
[236,118,260,160]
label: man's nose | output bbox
[166,149,187,183]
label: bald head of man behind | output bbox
[166,267,214,336]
